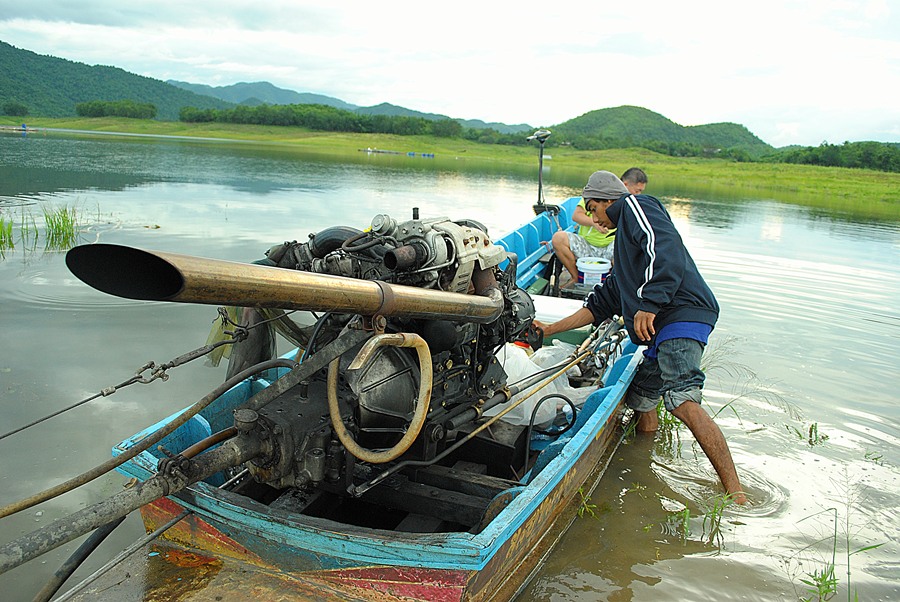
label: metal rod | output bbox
[0,358,294,521]
[52,468,250,602]
[0,438,263,574]
[30,516,127,602]
[52,510,191,602]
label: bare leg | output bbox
[550,230,578,281]
[635,410,659,432]
[671,401,747,504]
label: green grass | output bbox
[42,205,80,249]
[0,204,84,255]
[699,493,738,546]
[577,486,600,518]
[0,217,12,250]
[665,507,692,544]
[783,471,886,602]
[4,116,899,219]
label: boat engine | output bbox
[231,212,536,492]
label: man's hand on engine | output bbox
[518,321,545,351]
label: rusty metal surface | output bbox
[63,543,387,602]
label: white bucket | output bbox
[576,257,611,287]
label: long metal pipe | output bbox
[65,244,504,323]
[0,437,263,574]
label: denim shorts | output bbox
[625,338,706,413]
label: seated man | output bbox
[536,178,746,503]
[550,171,627,283]
[621,166,648,195]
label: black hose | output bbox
[340,230,383,253]
[523,393,577,475]
[300,311,333,363]
[309,226,363,257]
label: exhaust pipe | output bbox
[65,244,503,324]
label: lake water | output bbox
[1,132,898,601]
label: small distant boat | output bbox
[0,124,39,133]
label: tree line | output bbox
[178,103,527,143]
[766,141,900,173]
[2,101,28,116]
[177,102,899,172]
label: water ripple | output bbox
[1,269,145,310]
[652,458,789,517]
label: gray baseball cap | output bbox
[582,170,628,200]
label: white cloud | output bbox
[1,0,898,146]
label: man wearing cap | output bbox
[550,171,629,284]
[536,171,746,503]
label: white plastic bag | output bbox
[483,344,556,426]
[532,340,596,408]
[485,343,597,426]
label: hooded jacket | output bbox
[584,194,719,345]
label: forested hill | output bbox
[552,106,773,159]
[0,40,232,120]
[167,80,358,111]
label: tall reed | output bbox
[0,216,12,250]
[41,205,80,250]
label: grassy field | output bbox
[4,116,898,220]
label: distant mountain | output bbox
[352,102,435,118]
[0,40,232,120]
[554,106,683,141]
[686,122,772,153]
[167,80,358,111]
[552,106,773,156]
[458,118,533,135]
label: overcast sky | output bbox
[1,1,897,147]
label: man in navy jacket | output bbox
[536,171,746,504]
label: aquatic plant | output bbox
[786,422,830,447]
[664,507,691,544]
[42,204,80,250]
[699,493,737,546]
[863,450,884,465]
[20,211,37,246]
[800,560,838,602]
[577,486,599,518]
[0,216,12,249]
[782,470,885,602]
[704,335,801,422]
[0,204,91,260]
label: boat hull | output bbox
[82,342,640,601]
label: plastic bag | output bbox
[484,344,556,426]
[485,342,594,426]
